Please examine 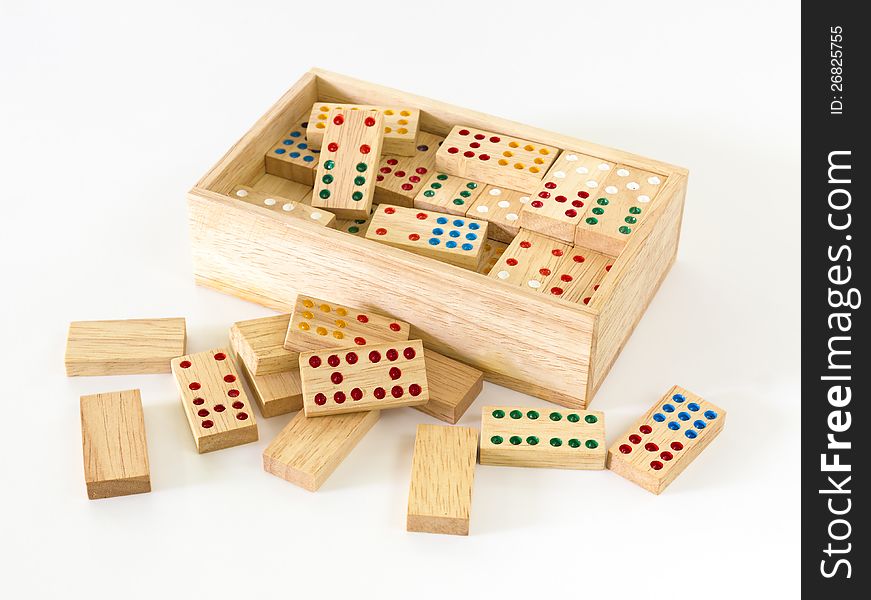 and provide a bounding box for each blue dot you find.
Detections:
[432,228,444,236]
[468,222,481,230]
[453,219,465,227]
[704,410,718,420]
[297,143,308,150]
[313,149,321,154]
[437,217,448,224]
[668,421,680,430]
[673,393,686,403]
[694,420,707,429]
[289,131,302,137]
[428,238,440,246]
[446,241,457,248]
[685,430,698,439]
[449,230,460,238]
[282,139,294,146]
[461,243,473,251]
[687,402,700,412]
[303,155,314,162]
[466,233,477,240]
[274,148,286,154]
[289,152,300,158]
[653,413,665,422]
[662,404,675,413]
[678,411,690,421]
